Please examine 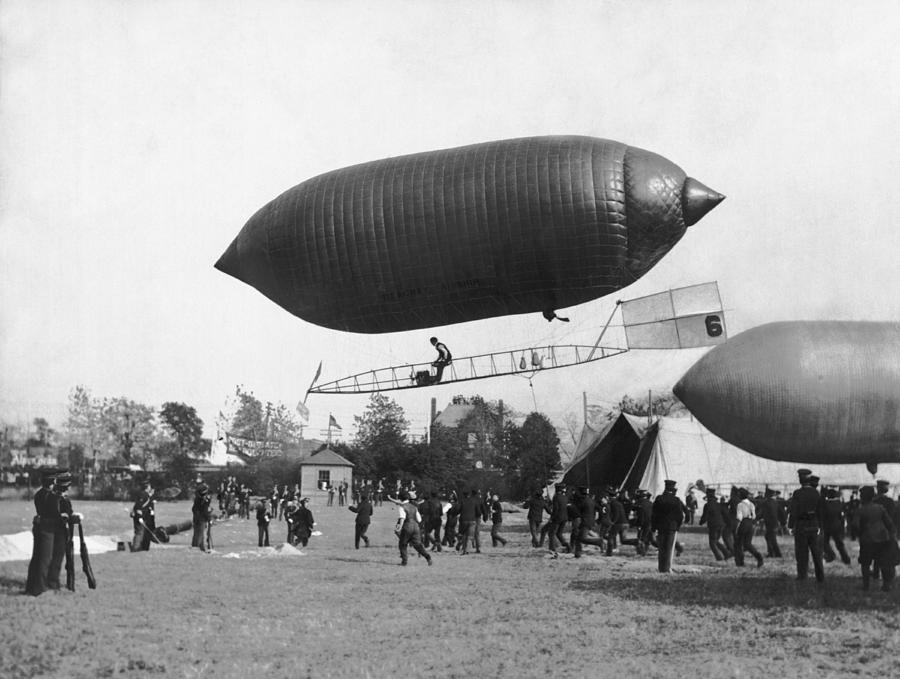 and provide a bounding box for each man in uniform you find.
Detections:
[547,483,571,555]
[572,486,605,557]
[191,482,213,552]
[759,488,784,558]
[634,490,657,556]
[395,490,432,566]
[489,493,507,547]
[30,472,78,594]
[131,481,156,552]
[523,490,548,548]
[788,469,825,582]
[255,494,272,547]
[699,487,730,561]
[457,489,480,555]
[652,479,684,573]
[349,491,373,549]
[26,470,58,594]
[606,490,627,556]
[821,486,851,565]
